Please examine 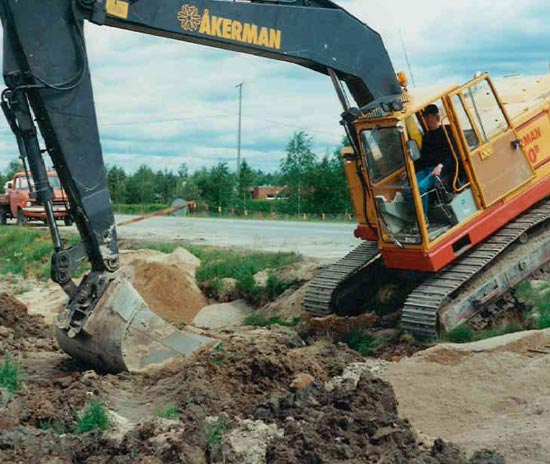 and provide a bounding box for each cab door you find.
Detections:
[447,75,535,207]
